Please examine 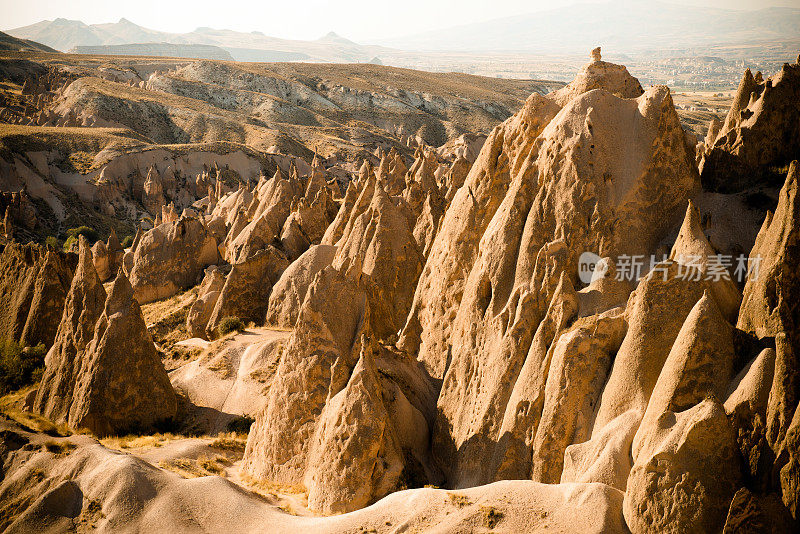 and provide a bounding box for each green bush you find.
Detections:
[62,235,78,252]
[120,235,134,248]
[217,317,245,336]
[66,226,99,244]
[45,236,61,249]
[0,340,46,395]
